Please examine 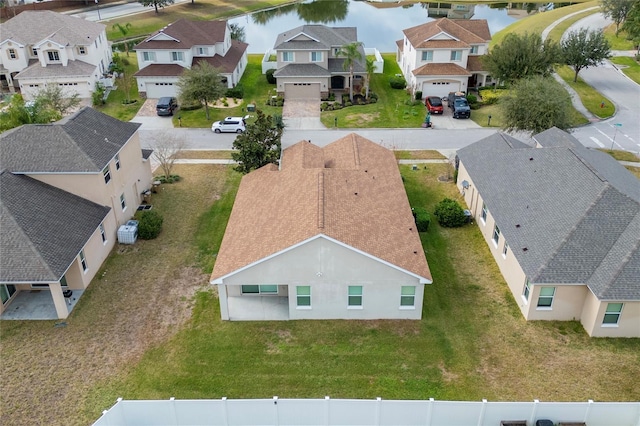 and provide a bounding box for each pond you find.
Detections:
[229,1,546,53]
